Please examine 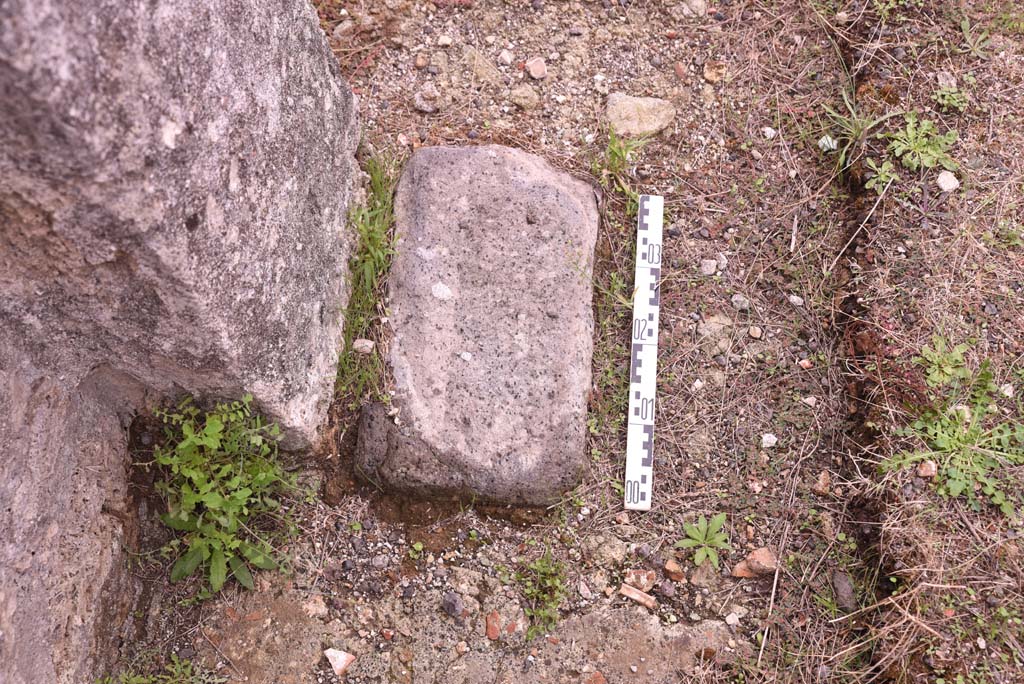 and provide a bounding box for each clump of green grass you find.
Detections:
[886,113,958,171]
[152,395,292,595]
[592,130,647,214]
[515,547,567,639]
[336,155,399,403]
[674,513,731,569]
[97,654,225,684]
[884,337,1024,516]
[821,87,900,175]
